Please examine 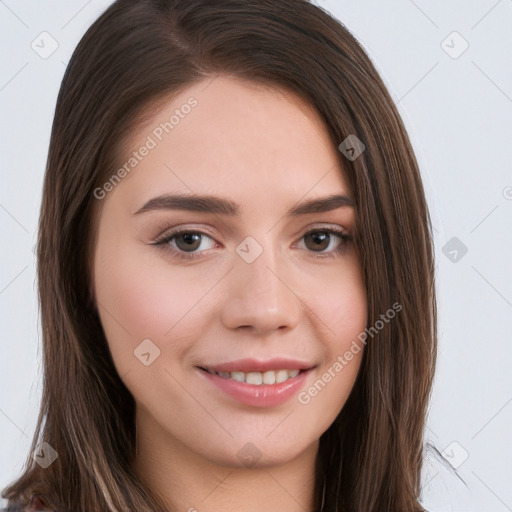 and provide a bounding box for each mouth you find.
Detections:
[198,367,308,385]
[196,364,315,407]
